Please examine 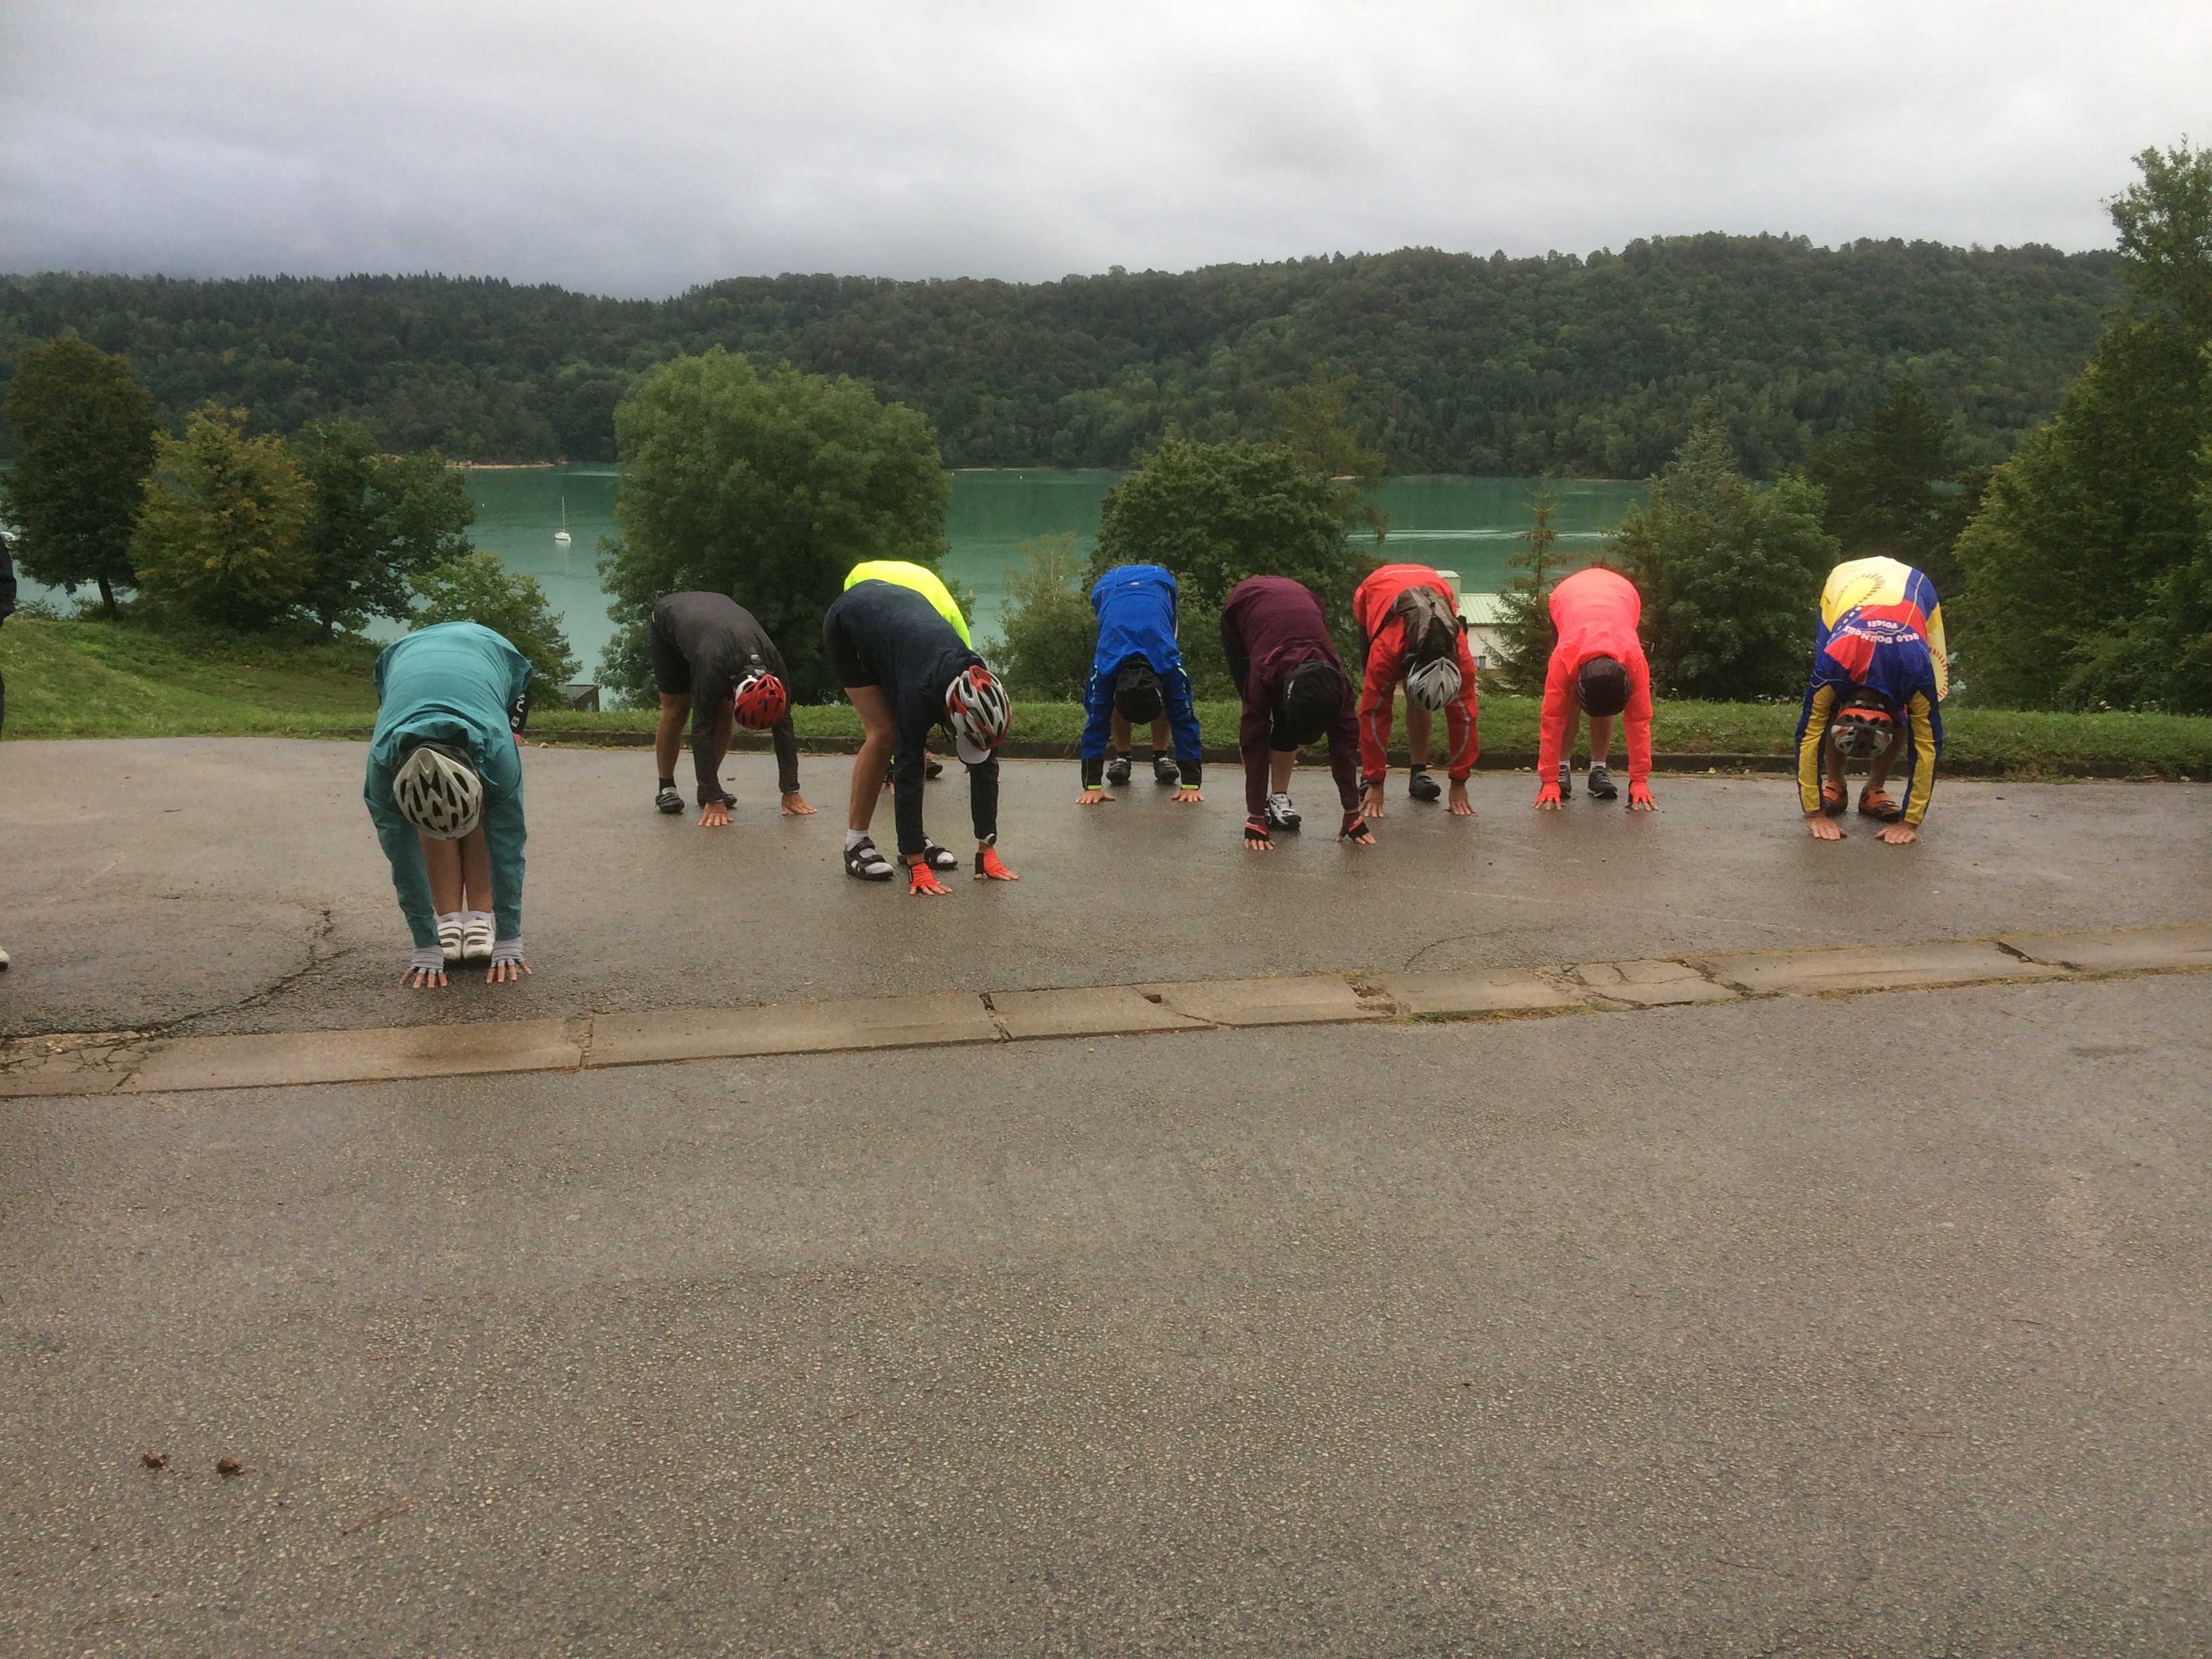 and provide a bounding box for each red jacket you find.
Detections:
[1539,567,1653,785]
[1354,564,1481,784]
